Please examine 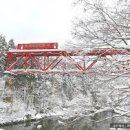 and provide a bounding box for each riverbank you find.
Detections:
[0,108,114,130]
[0,101,114,130]
[0,92,93,126]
